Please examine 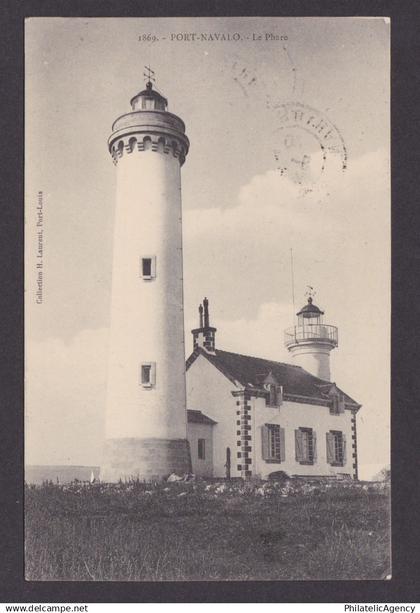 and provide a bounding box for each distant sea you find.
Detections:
[25,465,100,484]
